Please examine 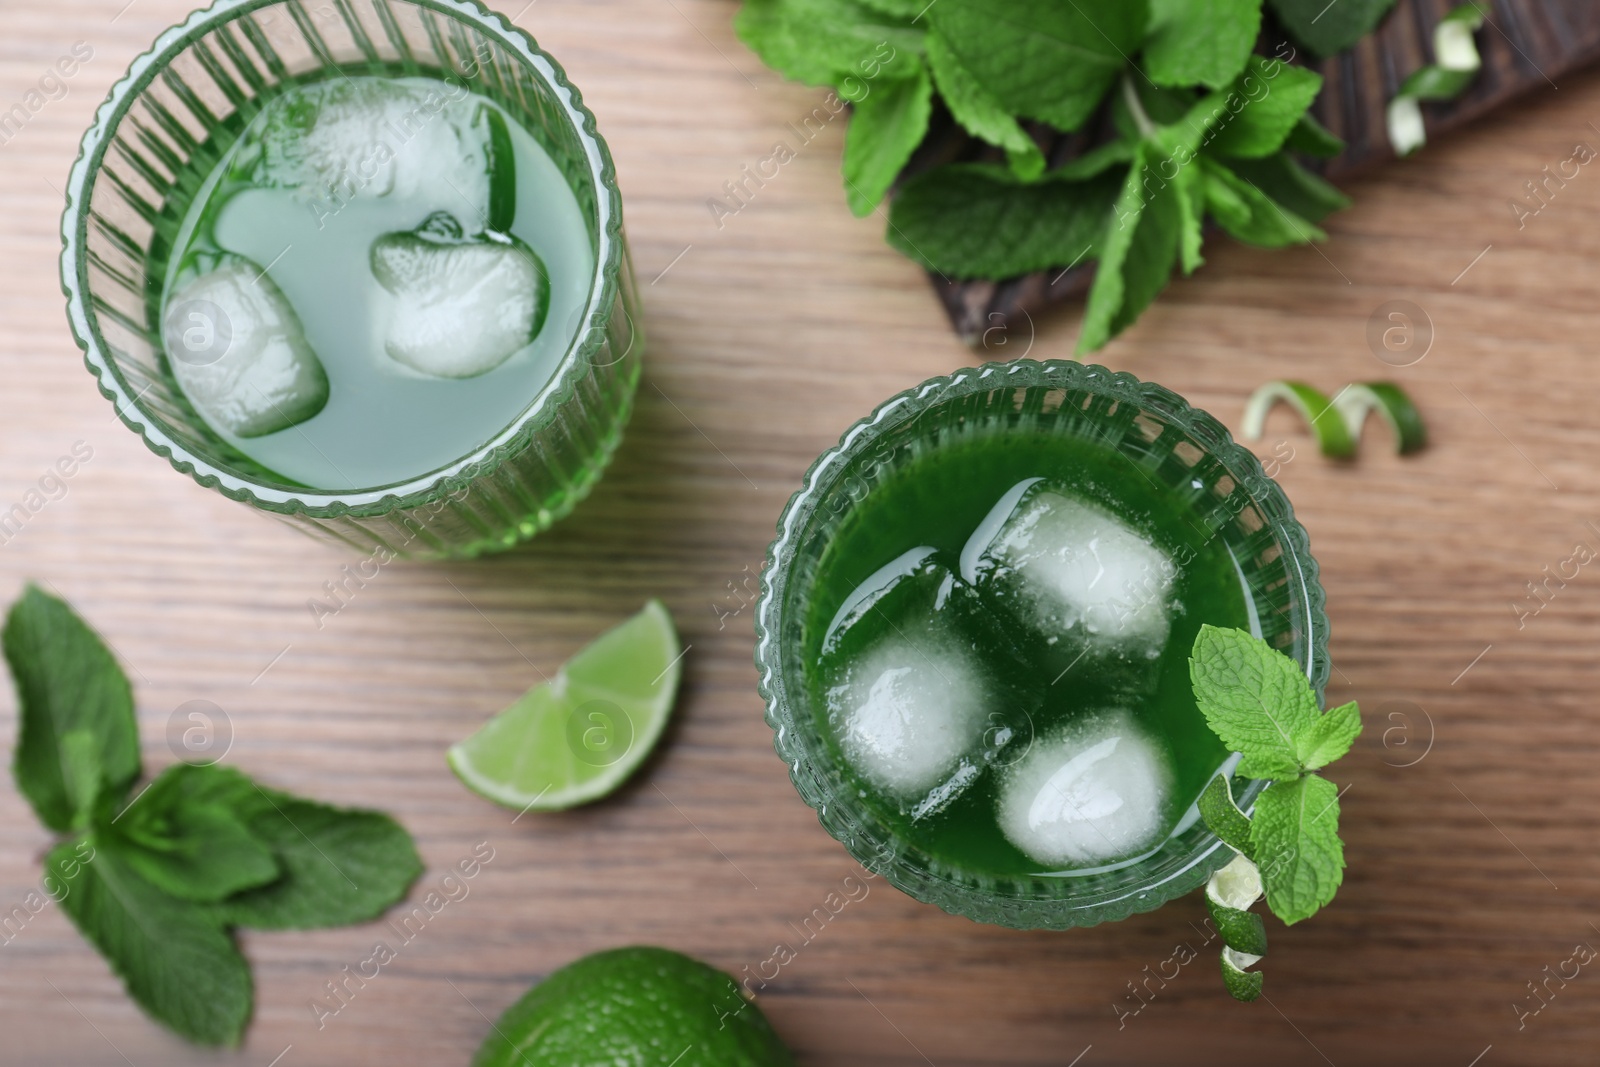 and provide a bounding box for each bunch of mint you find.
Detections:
[735,0,1398,352]
[5,585,421,1044]
[1188,624,1361,1000]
